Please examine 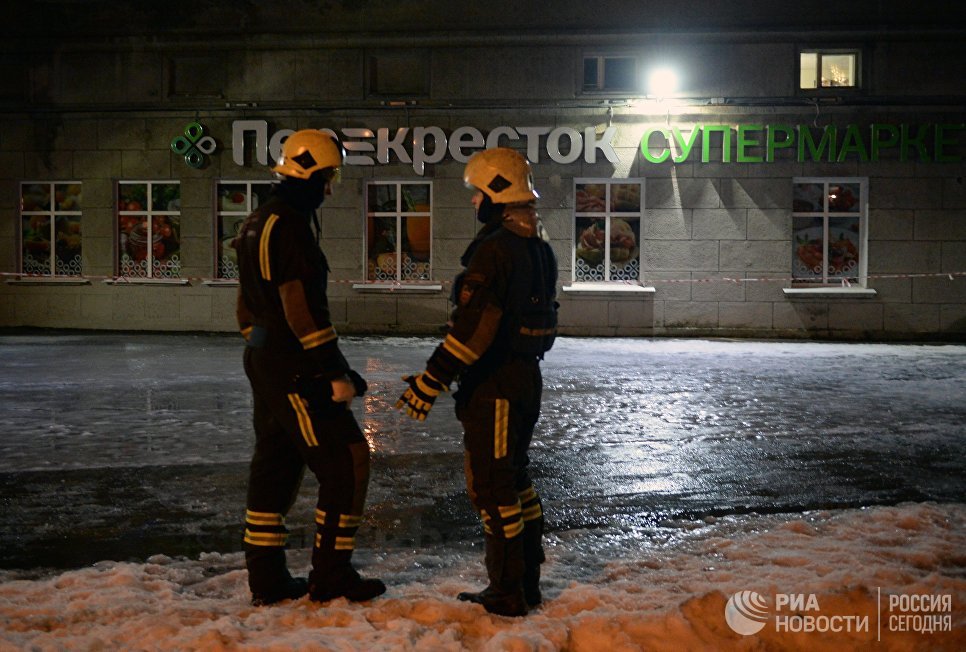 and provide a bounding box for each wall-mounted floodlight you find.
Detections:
[648,67,678,98]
